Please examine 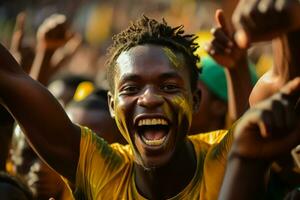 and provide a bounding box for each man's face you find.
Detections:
[108,44,198,168]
